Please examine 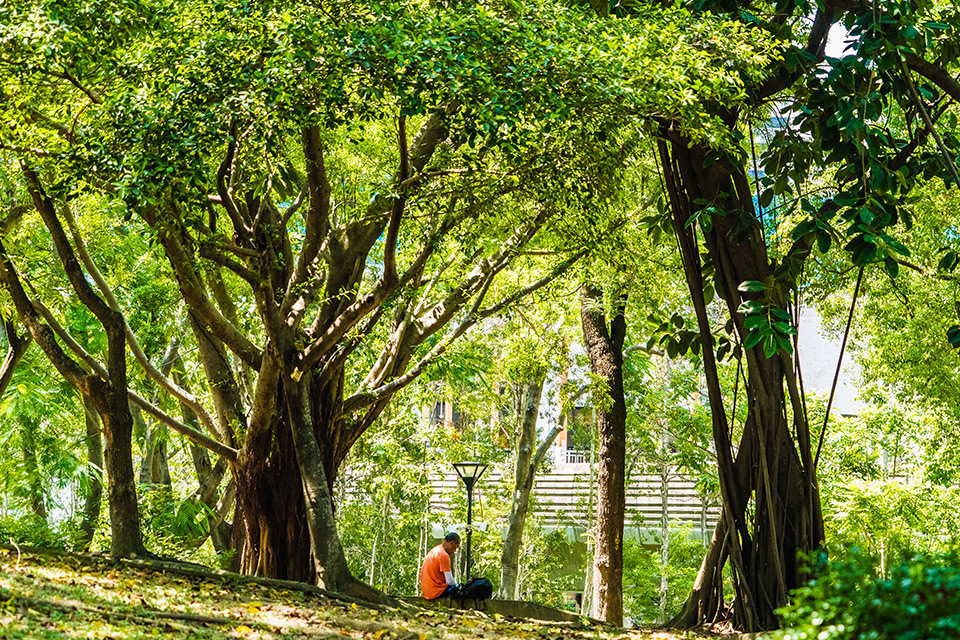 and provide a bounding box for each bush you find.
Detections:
[0,514,71,550]
[777,551,960,640]
[622,529,704,625]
